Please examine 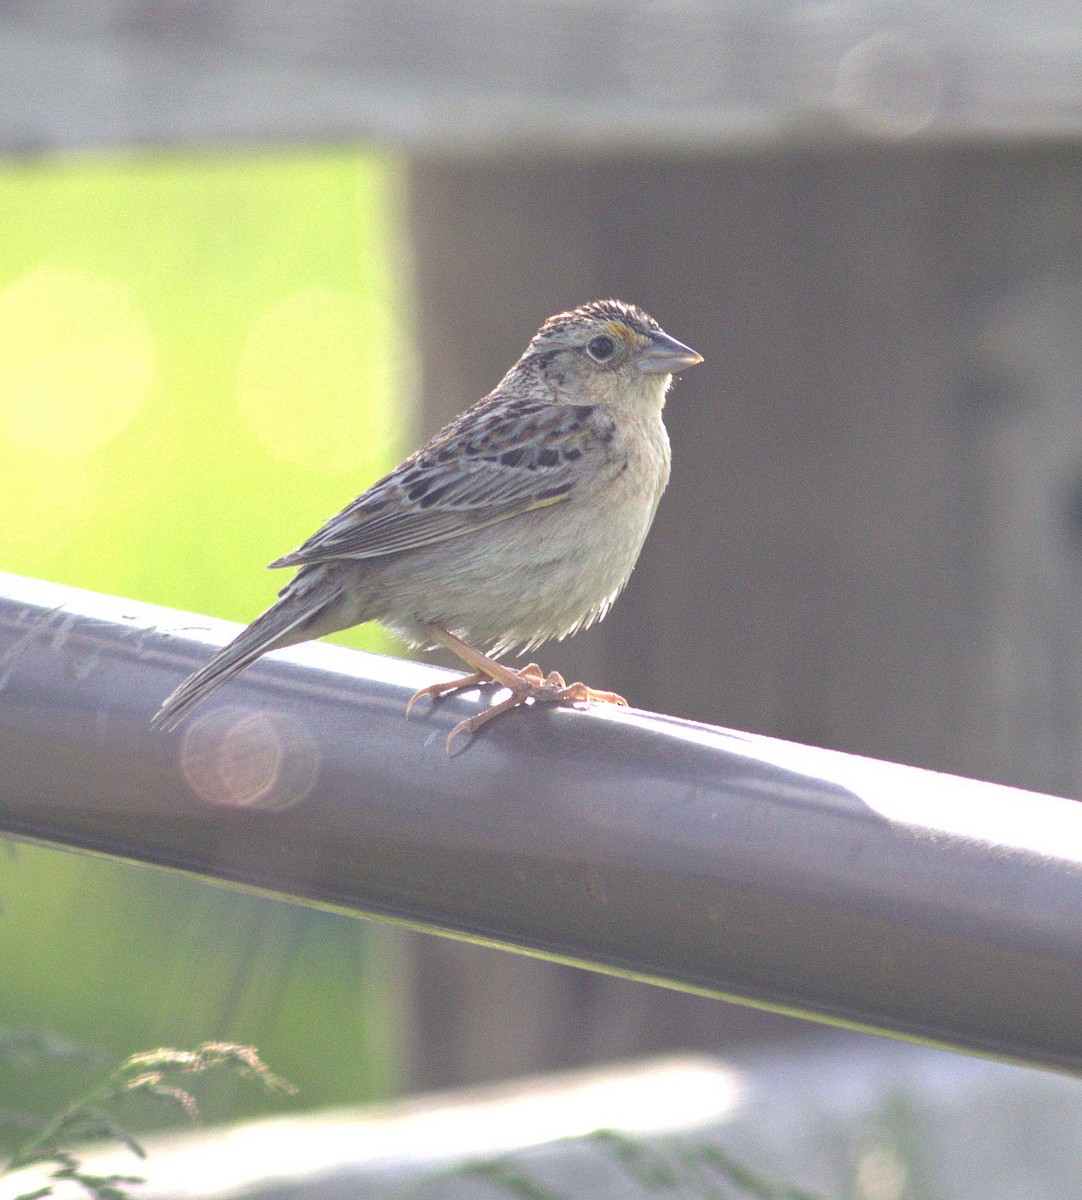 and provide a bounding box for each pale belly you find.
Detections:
[355,419,671,653]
